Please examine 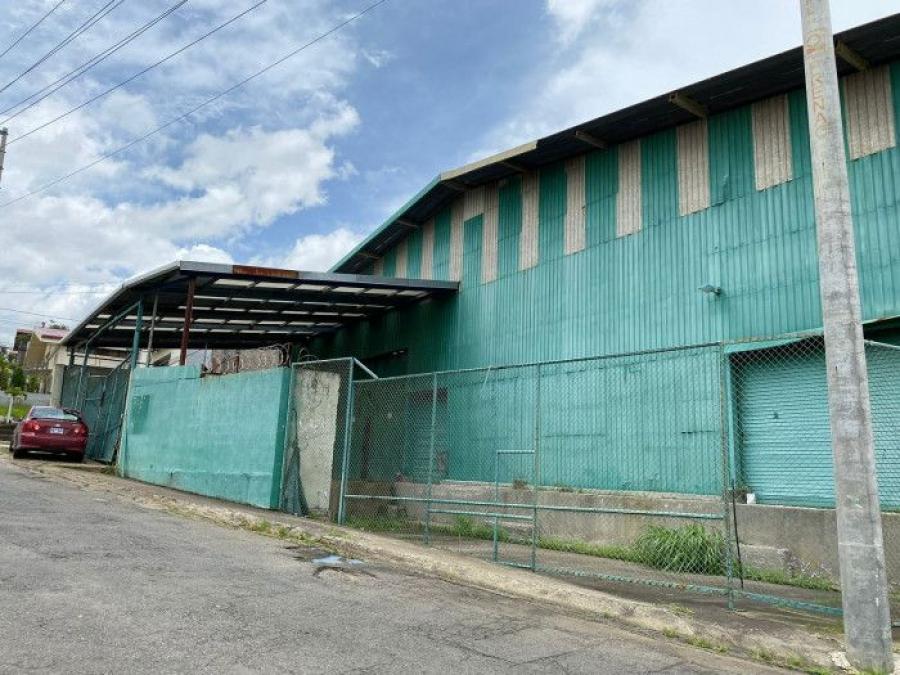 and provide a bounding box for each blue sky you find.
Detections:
[0,0,897,344]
